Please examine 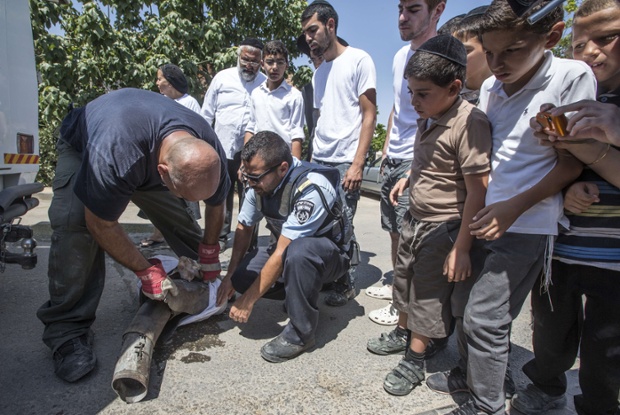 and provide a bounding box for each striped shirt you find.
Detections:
[554,90,620,271]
